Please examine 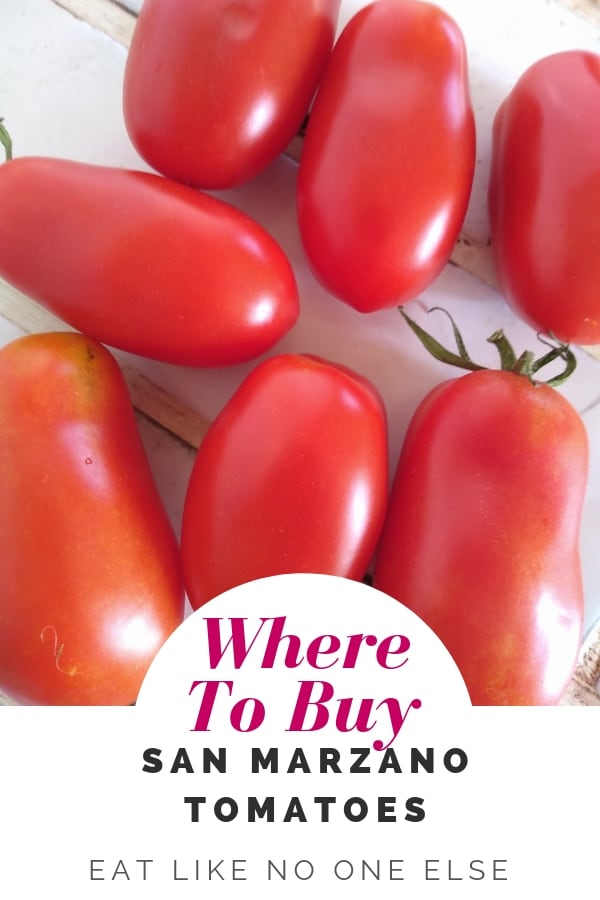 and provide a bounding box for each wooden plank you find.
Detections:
[50,0,136,46]
[584,345,600,361]
[560,628,600,705]
[554,0,600,26]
